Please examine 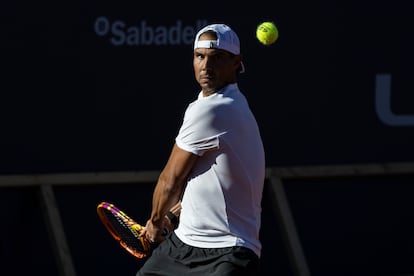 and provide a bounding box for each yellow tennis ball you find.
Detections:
[256,21,279,45]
